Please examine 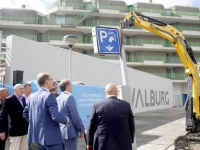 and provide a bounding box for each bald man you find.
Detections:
[0,84,28,150]
[87,83,135,150]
